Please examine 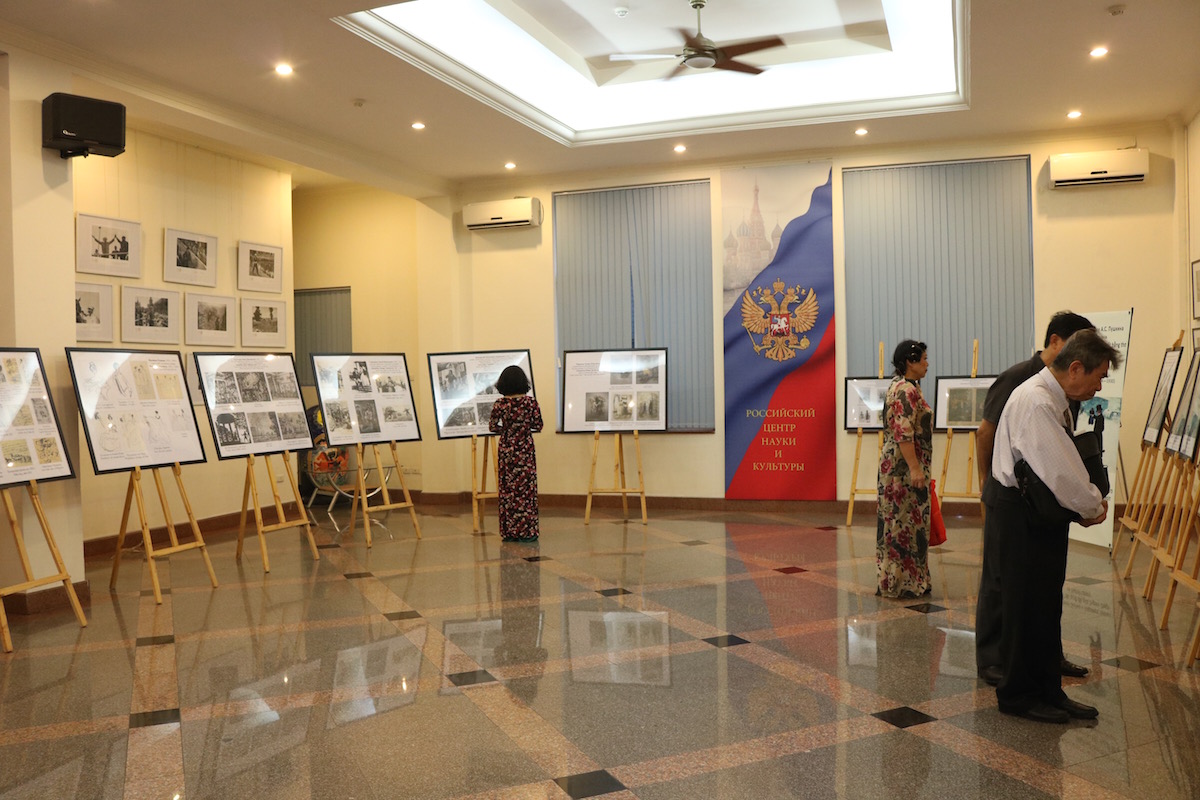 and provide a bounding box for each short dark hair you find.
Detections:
[1044,311,1093,347]
[496,365,530,396]
[891,339,926,376]
[1052,329,1122,372]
